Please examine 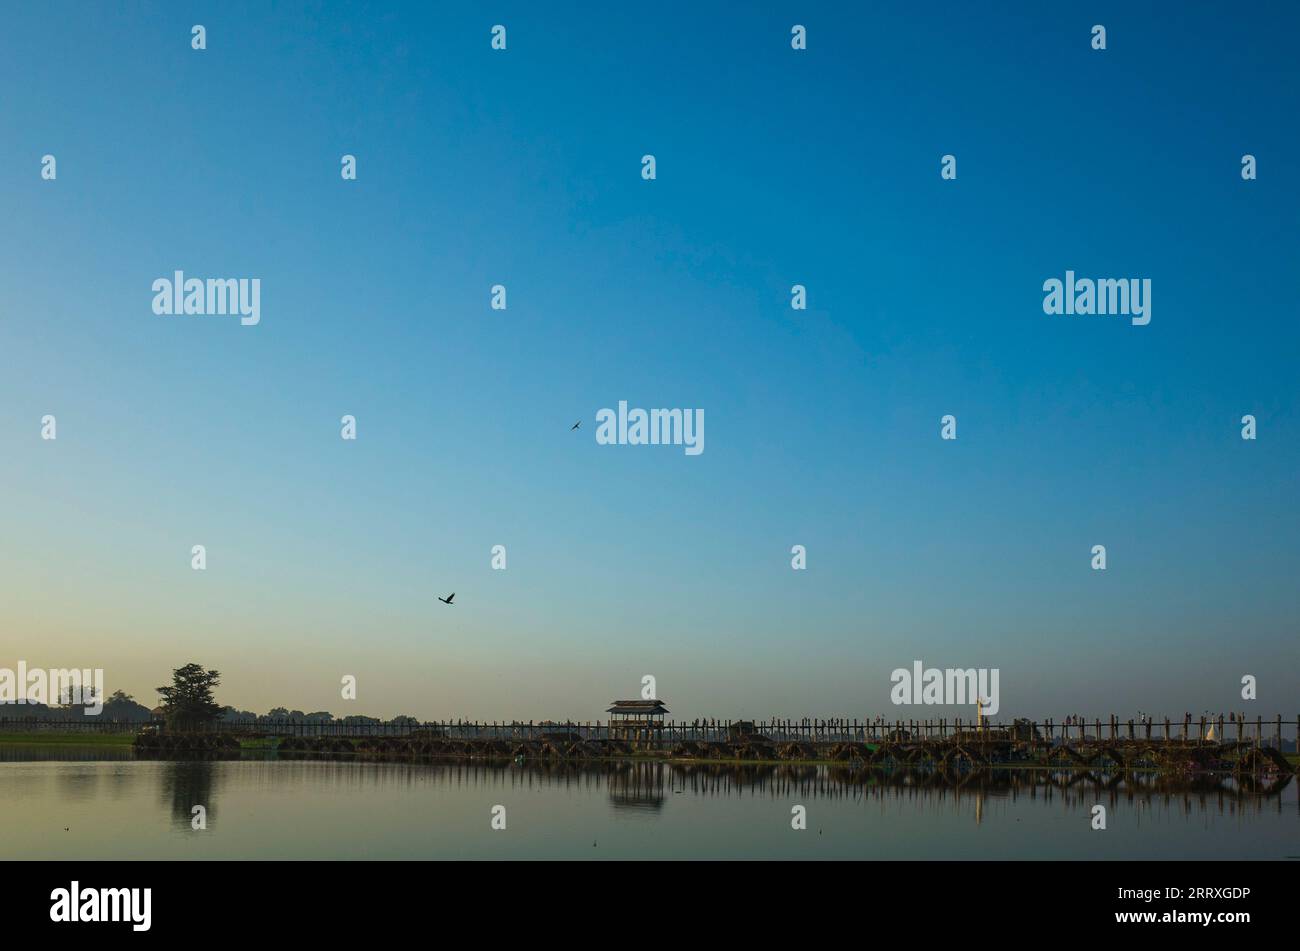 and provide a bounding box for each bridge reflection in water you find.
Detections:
[599,761,1295,819]
[7,748,1294,829]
